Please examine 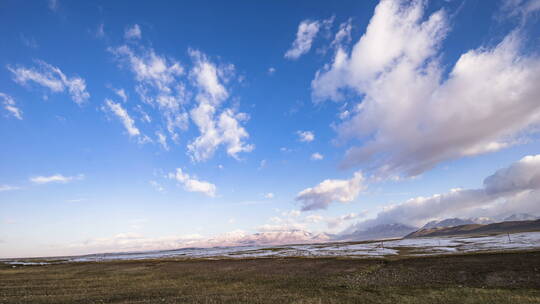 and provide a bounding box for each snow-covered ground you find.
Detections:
[3,231,540,264]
